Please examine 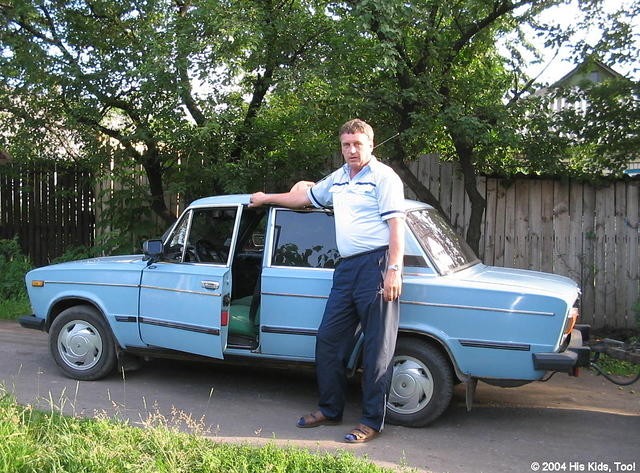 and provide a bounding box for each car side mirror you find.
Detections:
[143,239,164,263]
